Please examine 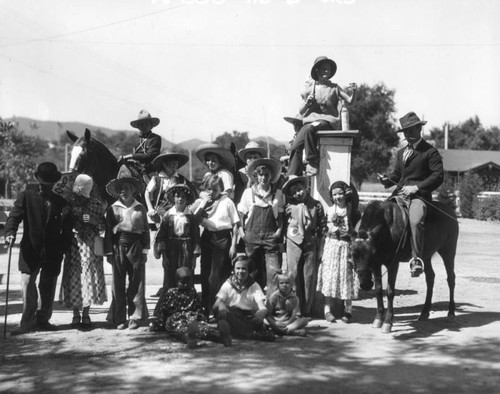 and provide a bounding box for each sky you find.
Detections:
[1,0,499,144]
